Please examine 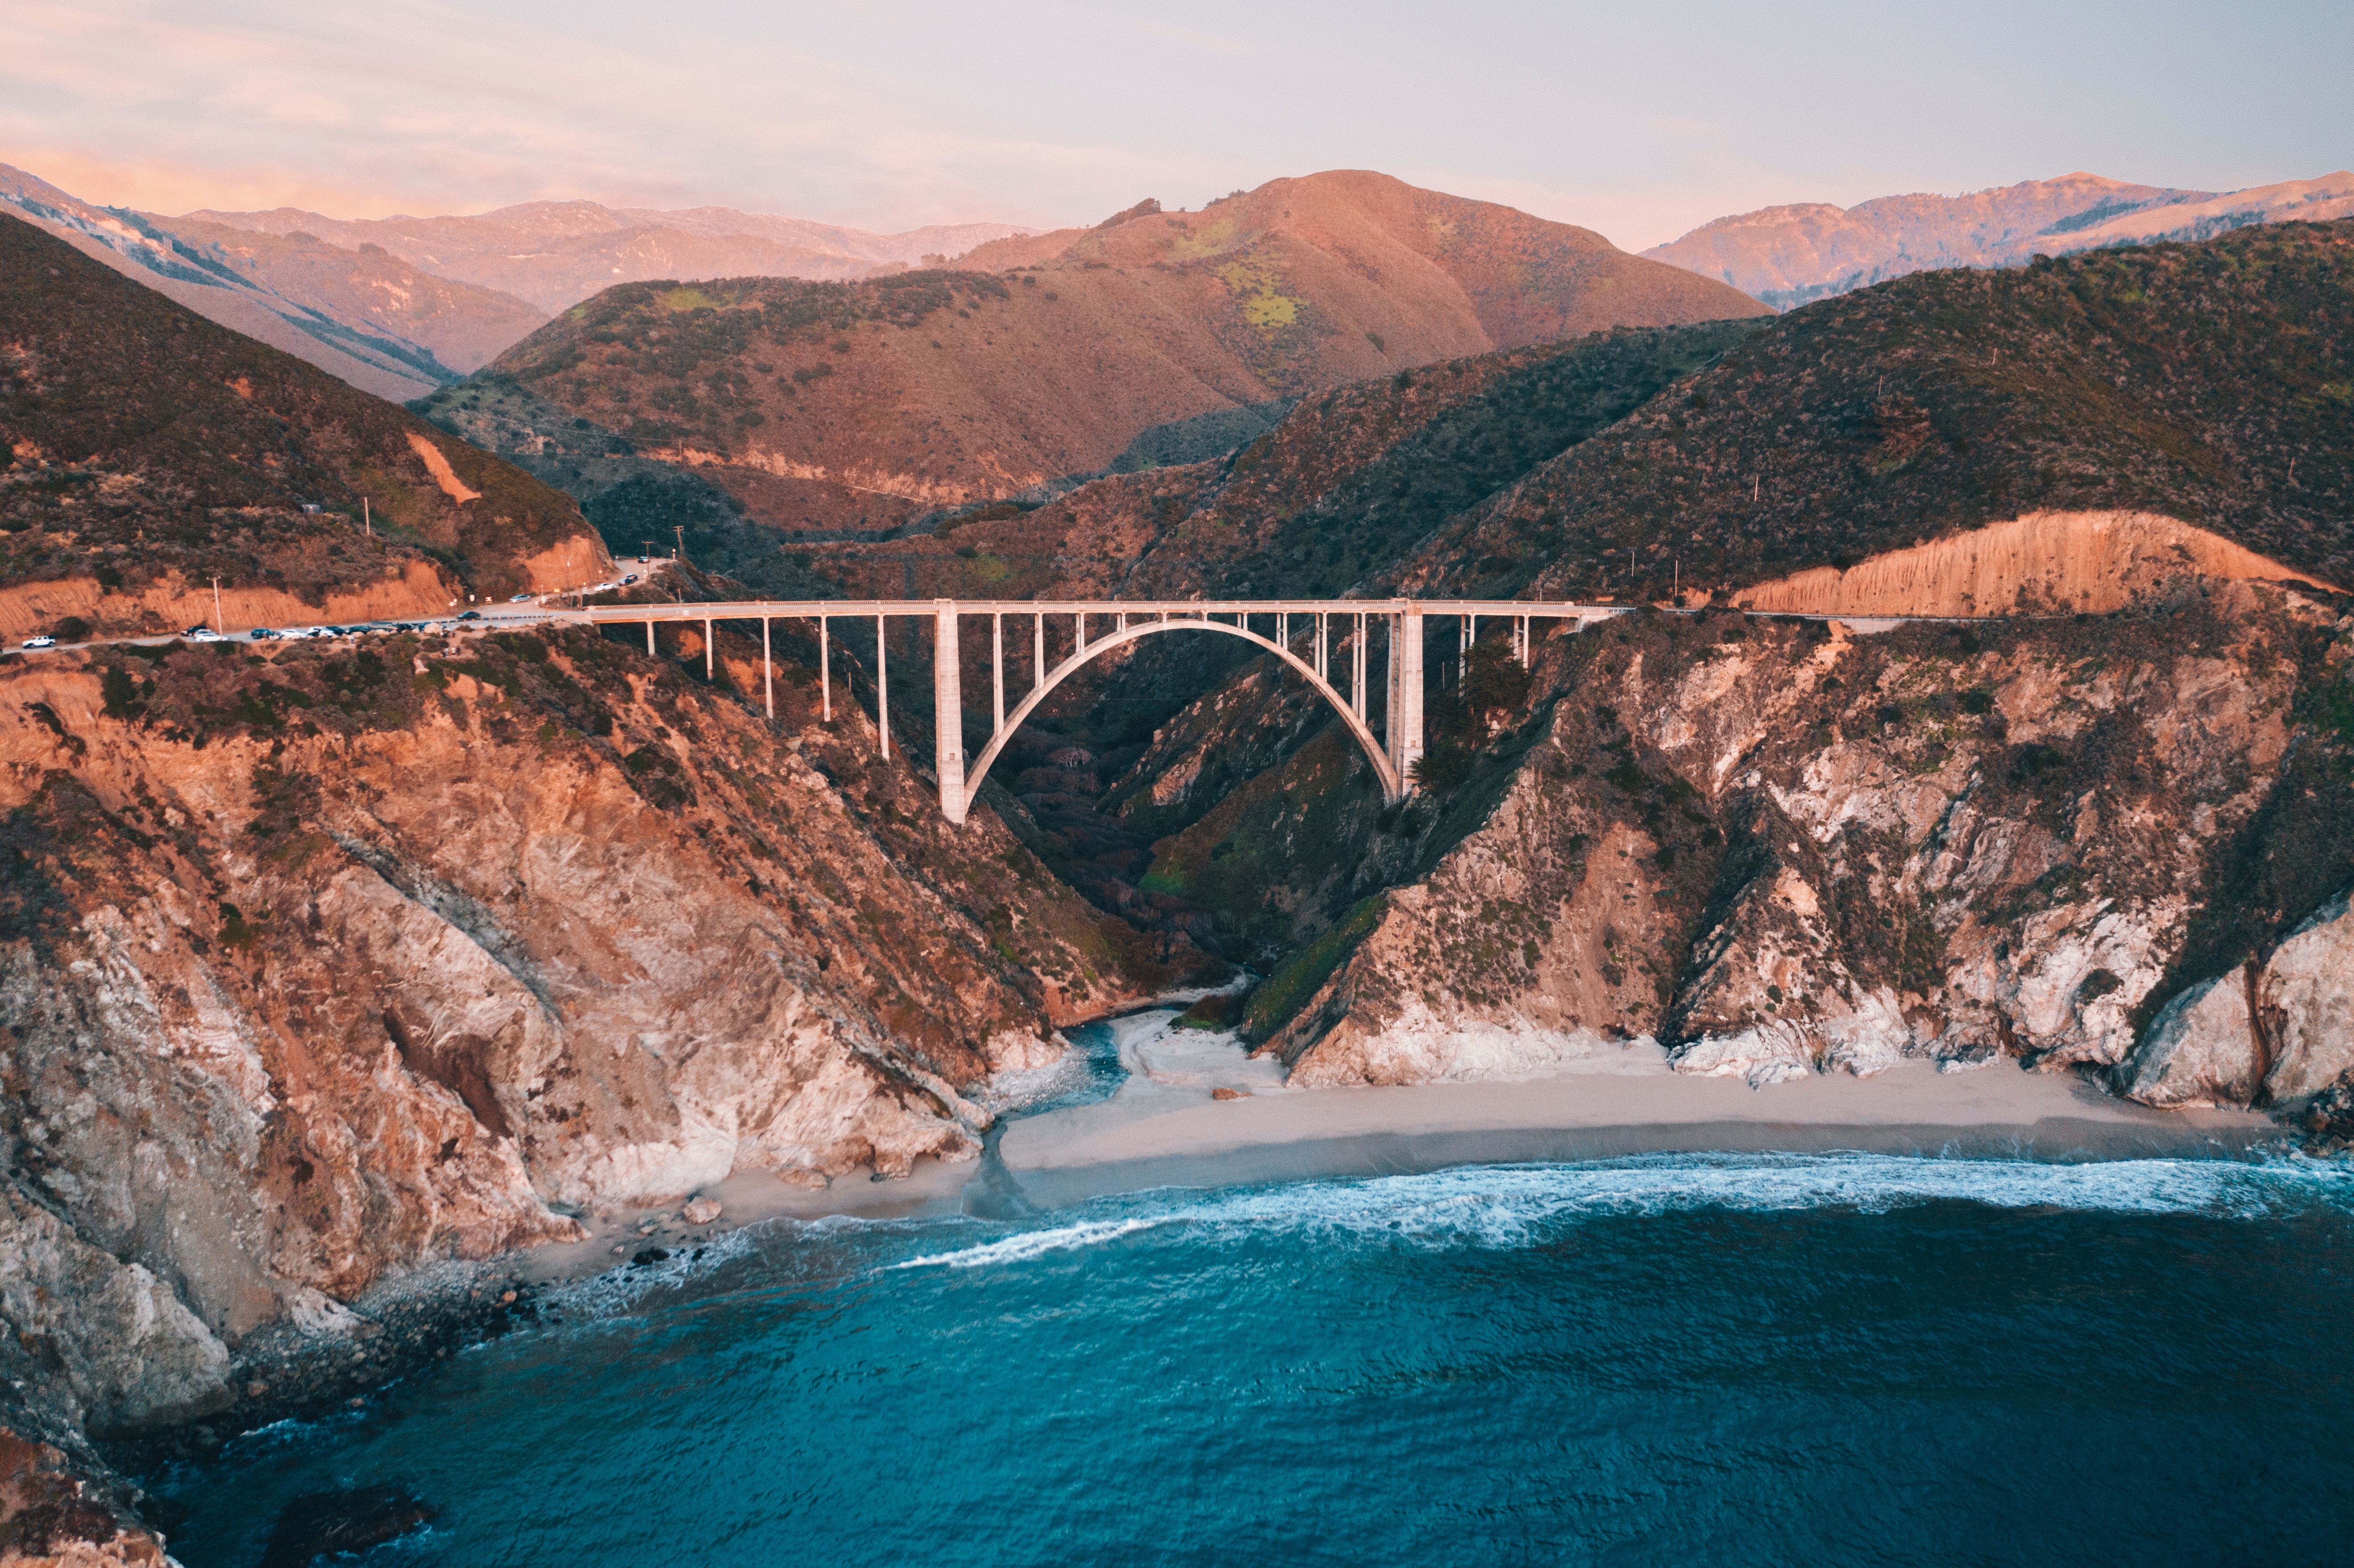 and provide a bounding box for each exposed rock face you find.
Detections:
[2116,974,2260,1108]
[2255,891,2354,1101]
[2118,890,2354,1109]
[0,622,1197,1446]
[1213,583,2353,1100]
